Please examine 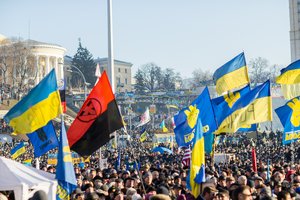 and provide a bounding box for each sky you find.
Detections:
[0,0,291,79]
